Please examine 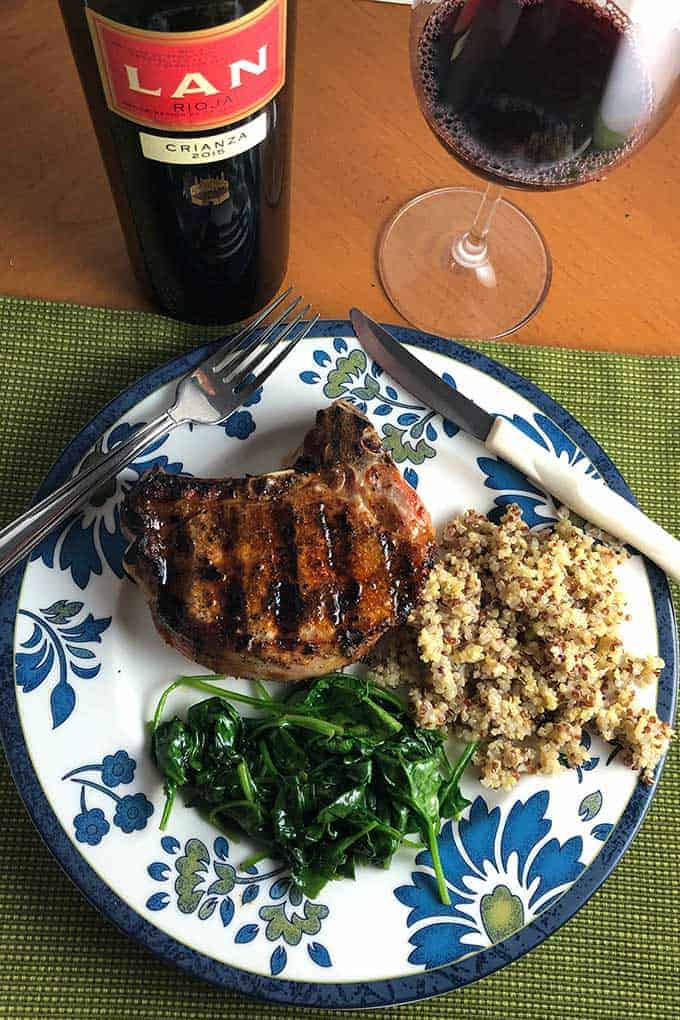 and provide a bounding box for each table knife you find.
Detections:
[350,308,680,584]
